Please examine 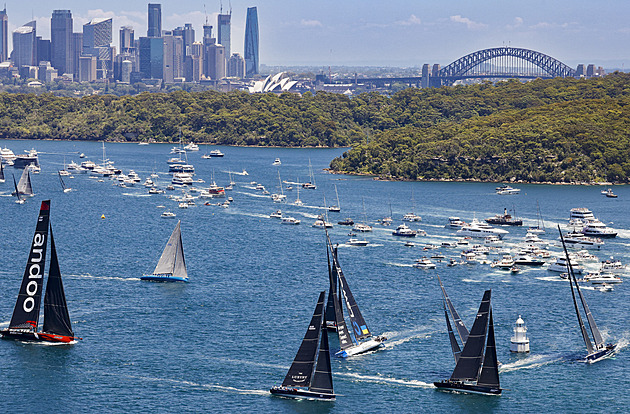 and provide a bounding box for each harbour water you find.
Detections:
[0,139,628,413]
